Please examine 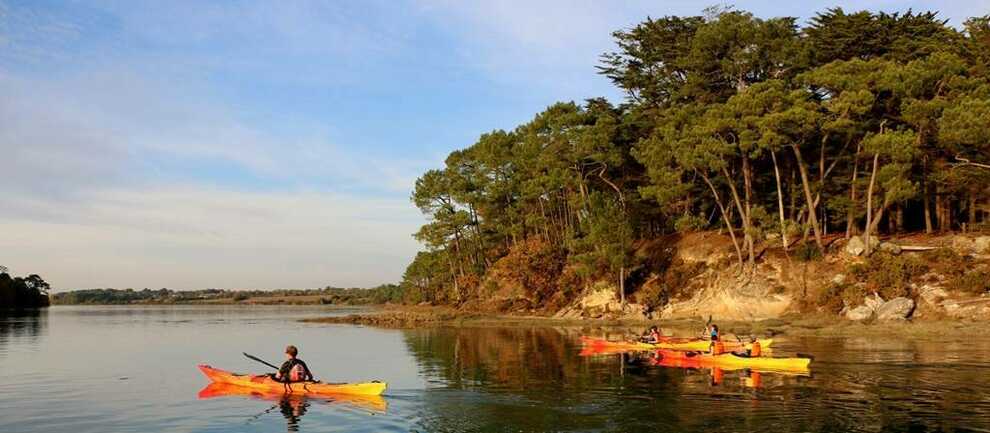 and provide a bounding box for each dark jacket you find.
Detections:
[277,358,314,382]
